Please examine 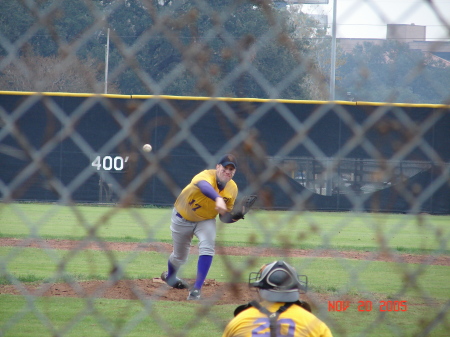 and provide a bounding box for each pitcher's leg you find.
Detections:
[194,255,213,290]
[188,219,216,300]
[162,209,193,289]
